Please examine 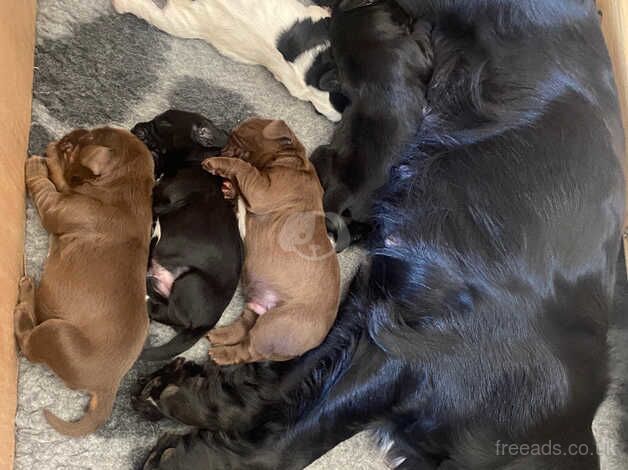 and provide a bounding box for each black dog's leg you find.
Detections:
[138,279,371,428]
[135,358,286,429]
[141,333,402,470]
